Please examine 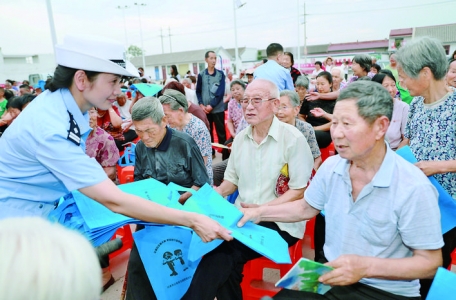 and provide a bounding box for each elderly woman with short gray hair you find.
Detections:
[277,90,322,171]
[396,36,456,298]
[159,89,213,184]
